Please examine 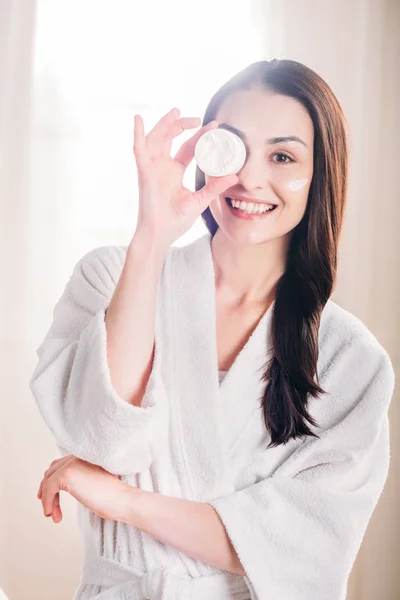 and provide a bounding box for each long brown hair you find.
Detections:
[196,59,348,447]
